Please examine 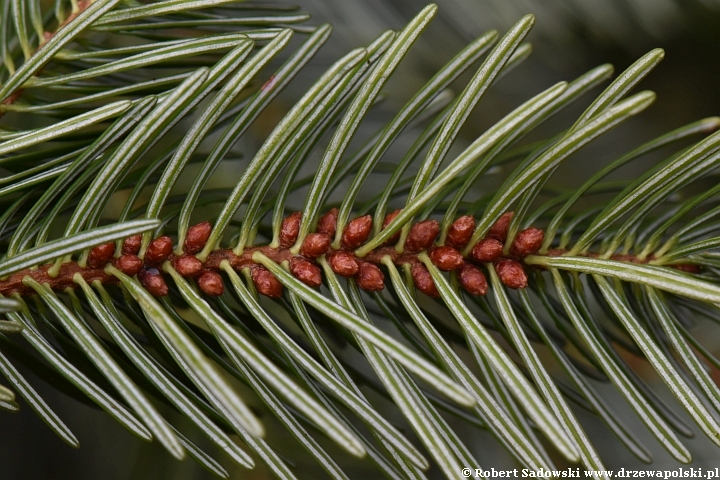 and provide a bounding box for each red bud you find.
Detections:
[341,215,372,250]
[279,212,302,248]
[301,233,331,258]
[405,220,439,252]
[122,235,142,255]
[411,263,438,297]
[495,258,527,289]
[446,215,475,249]
[251,266,283,298]
[458,263,488,296]
[198,271,224,296]
[357,262,384,291]
[289,257,322,287]
[471,238,504,263]
[487,212,514,242]
[510,227,544,257]
[381,209,402,245]
[138,268,168,296]
[316,208,338,238]
[173,255,203,277]
[87,242,115,269]
[184,221,212,254]
[145,236,173,265]
[327,251,359,277]
[428,246,464,271]
[115,255,142,276]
